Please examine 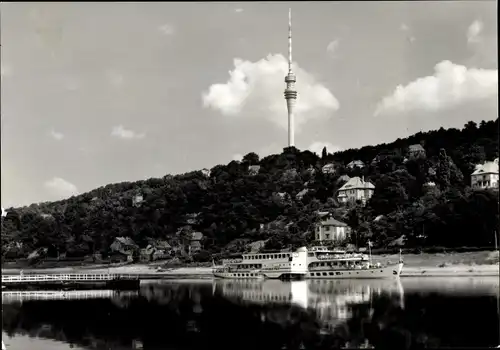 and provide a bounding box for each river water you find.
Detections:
[2,277,499,350]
